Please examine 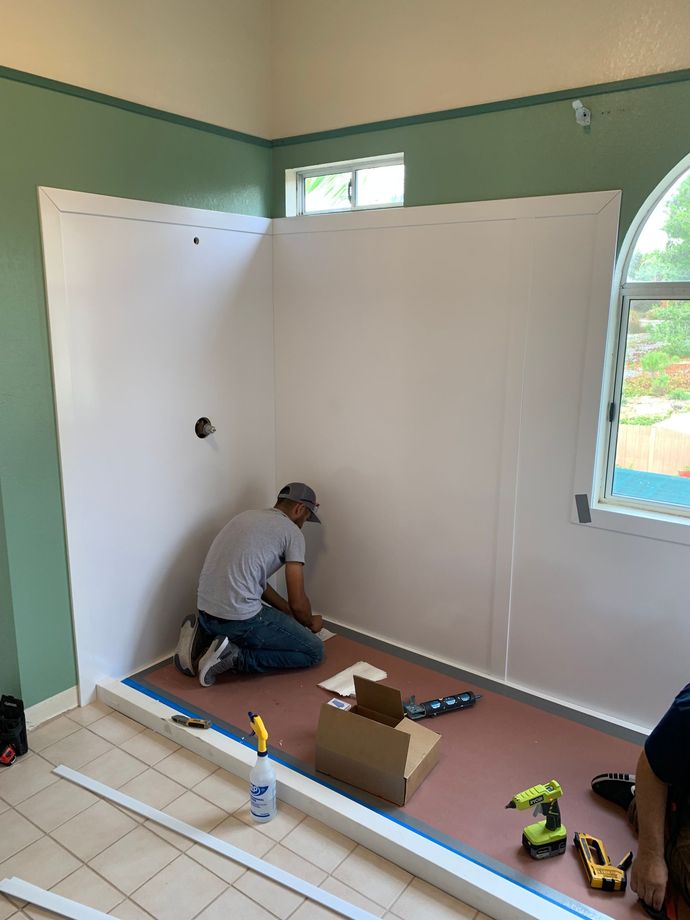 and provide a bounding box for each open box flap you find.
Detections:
[396,718,442,778]
[353,675,405,721]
